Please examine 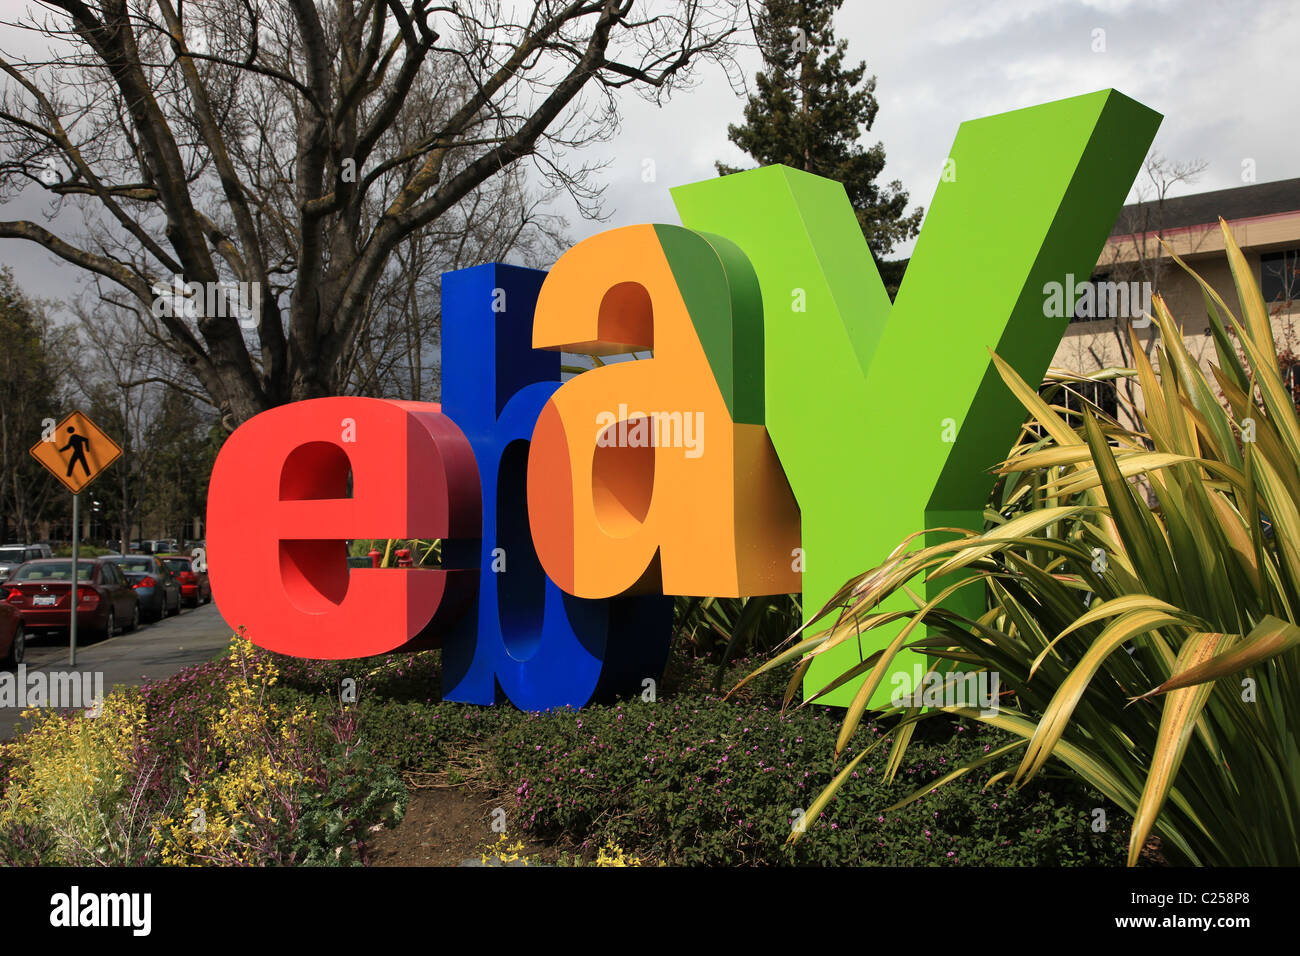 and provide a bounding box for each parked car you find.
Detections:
[158,554,211,608]
[0,543,53,583]
[129,540,169,554]
[103,555,182,622]
[0,599,24,667]
[4,558,139,638]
